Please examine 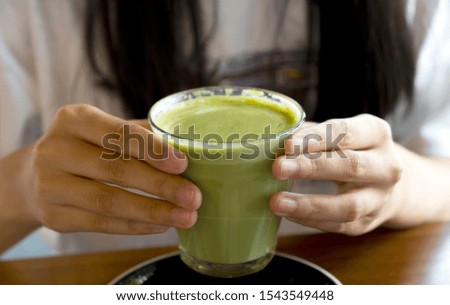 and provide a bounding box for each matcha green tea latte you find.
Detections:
[149,87,305,278]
